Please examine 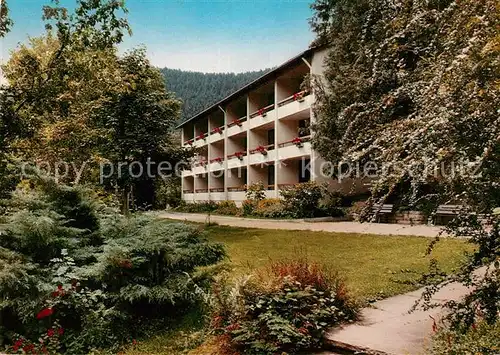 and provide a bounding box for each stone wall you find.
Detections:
[387,211,427,225]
